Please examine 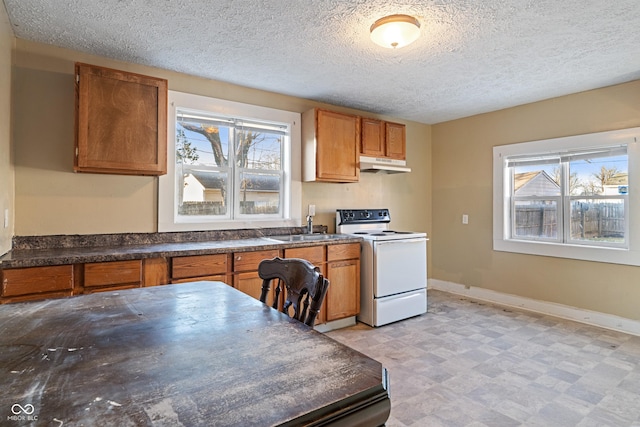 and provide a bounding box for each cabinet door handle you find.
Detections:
[236,256,242,261]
